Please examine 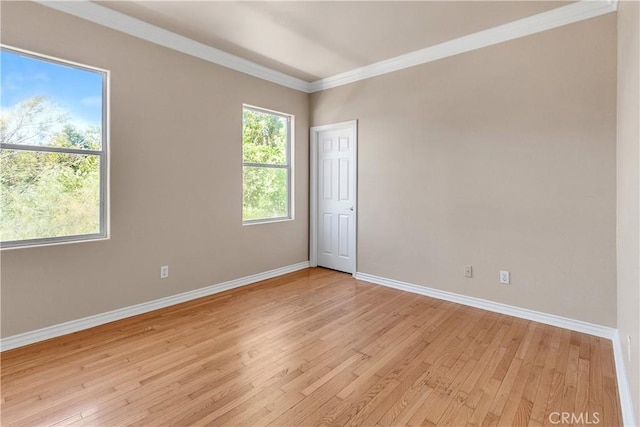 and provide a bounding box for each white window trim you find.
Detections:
[242,104,294,225]
[0,45,110,249]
